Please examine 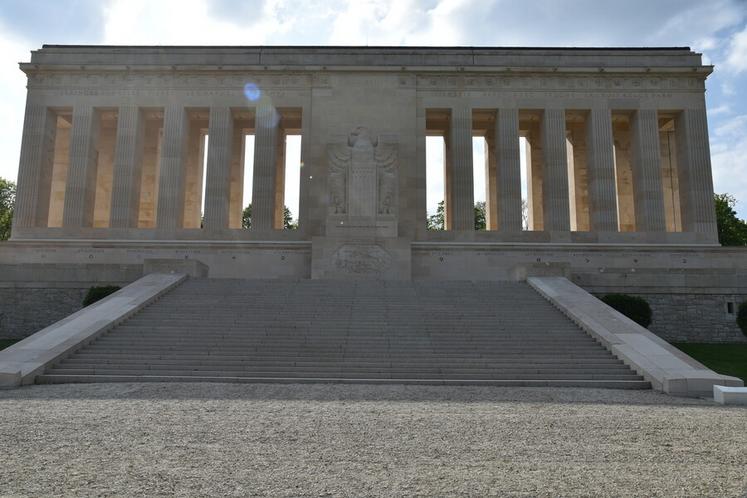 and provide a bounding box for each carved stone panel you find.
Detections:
[327,127,398,219]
